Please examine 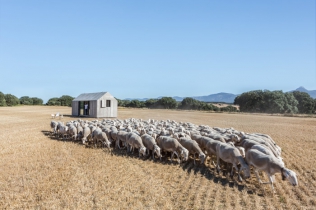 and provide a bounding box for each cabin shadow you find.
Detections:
[42,131,253,194]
